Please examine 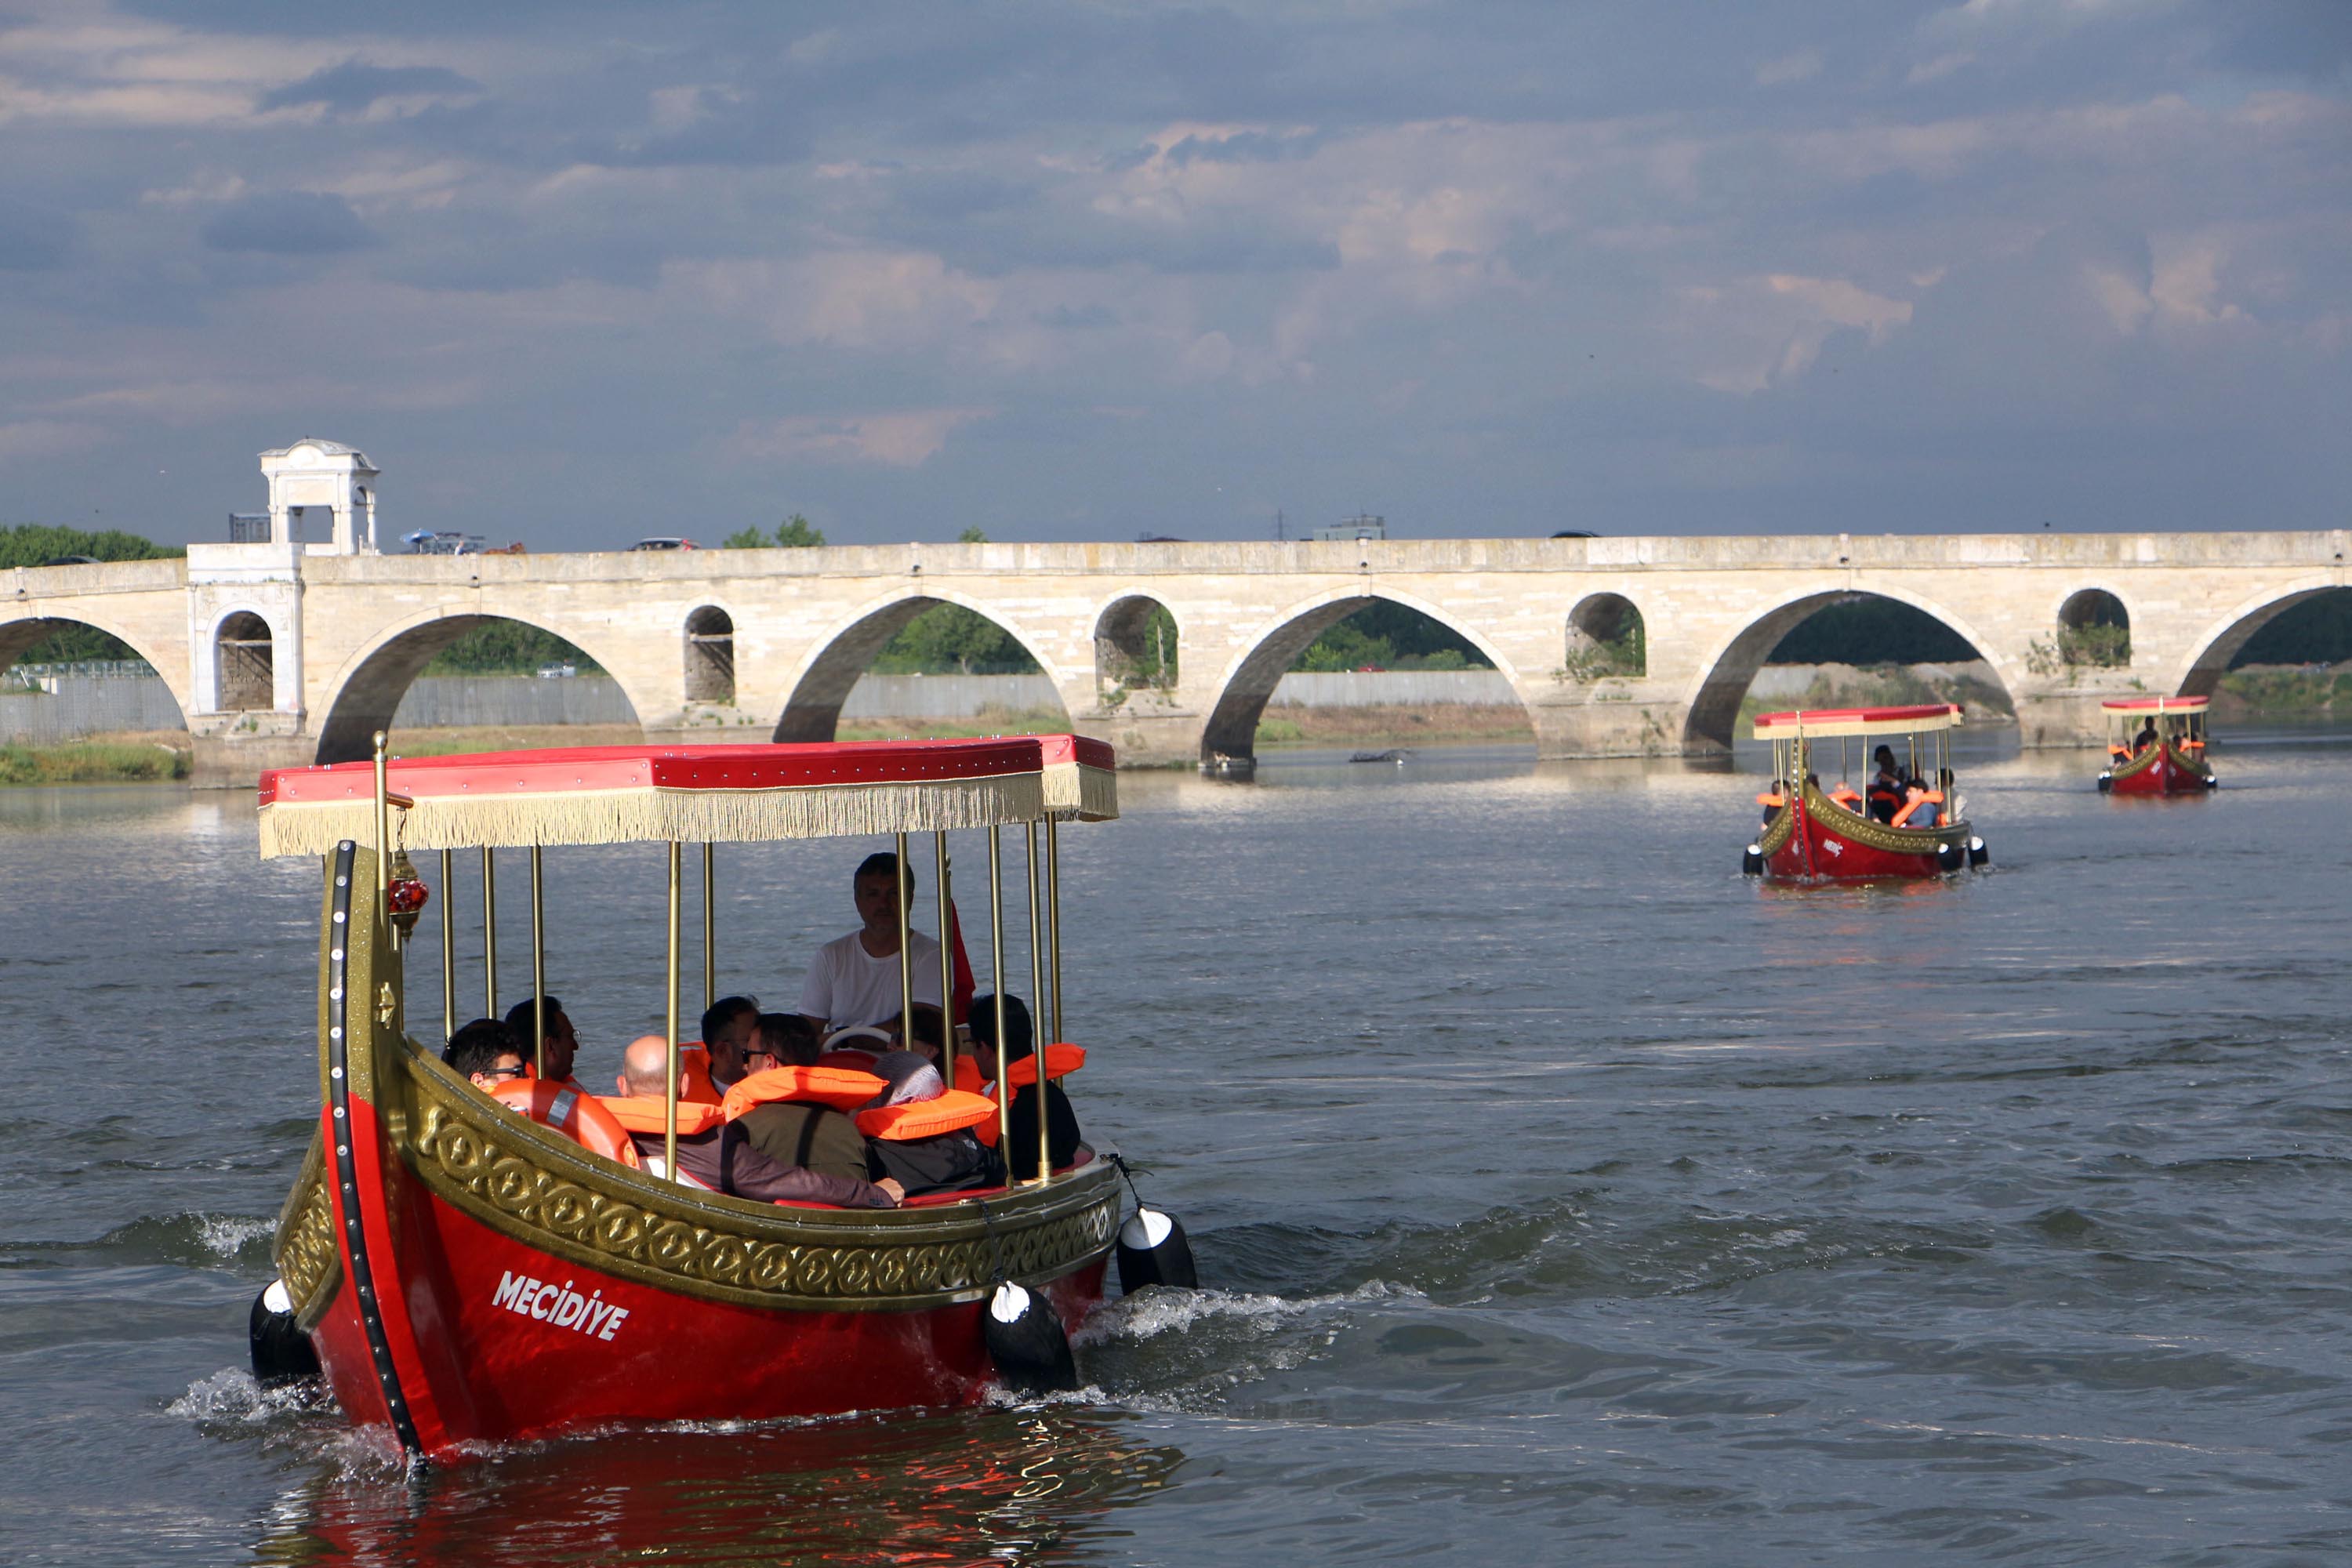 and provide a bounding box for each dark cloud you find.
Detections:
[199,192,377,255]
[257,60,481,114]
[0,202,74,270]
